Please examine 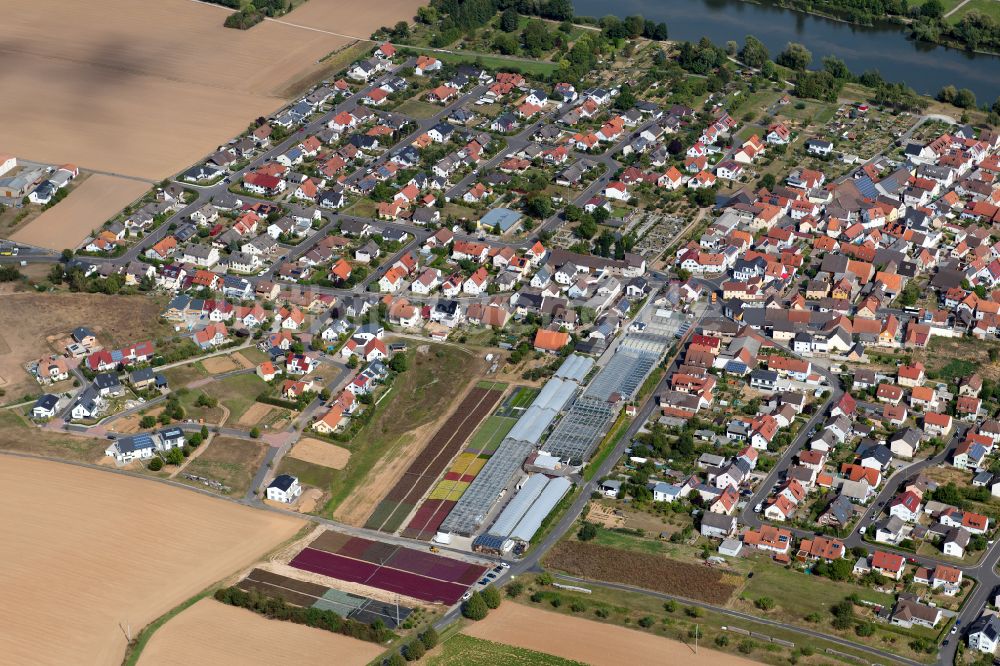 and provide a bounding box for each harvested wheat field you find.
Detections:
[289,437,352,470]
[0,0,422,180]
[0,292,170,402]
[0,457,303,665]
[10,174,150,250]
[464,603,757,666]
[139,598,382,666]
